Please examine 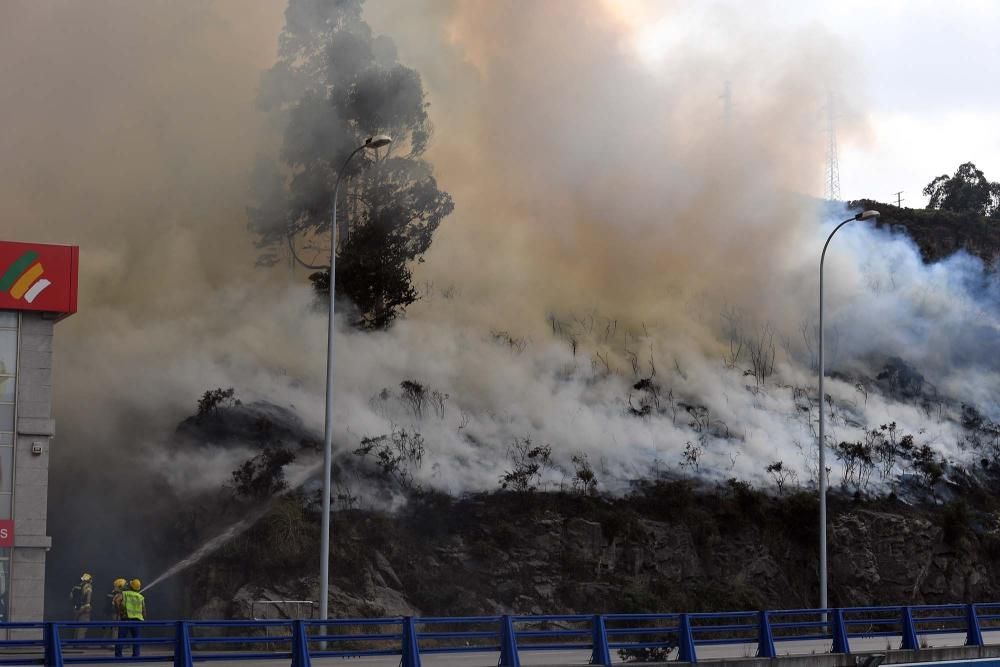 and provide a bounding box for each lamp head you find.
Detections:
[855,210,880,221]
[365,135,392,149]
